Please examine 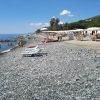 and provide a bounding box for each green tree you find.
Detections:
[36,29,41,34]
[50,17,60,31]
